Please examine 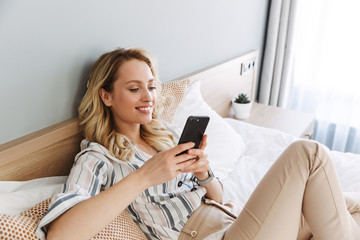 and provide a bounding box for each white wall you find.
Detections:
[0,0,269,144]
